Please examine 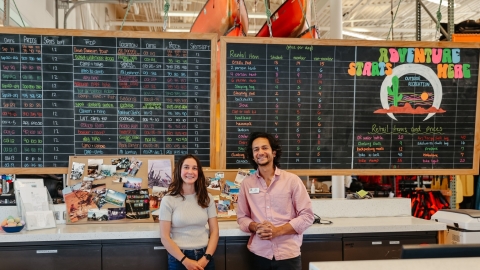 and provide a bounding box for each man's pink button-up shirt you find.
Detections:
[236,167,314,260]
